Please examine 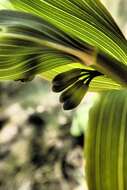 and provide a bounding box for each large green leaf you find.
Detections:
[8,0,127,63]
[0,10,83,80]
[0,9,121,90]
[0,0,127,91]
[85,89,127,190]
